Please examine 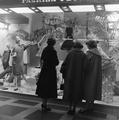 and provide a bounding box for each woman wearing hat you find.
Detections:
[83,40,102,112]
[36,38,59,112]
[60,41,87,115]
